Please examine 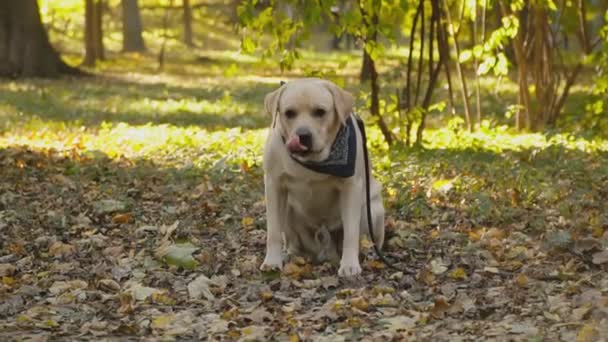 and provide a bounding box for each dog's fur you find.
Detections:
[260,78,385,276]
